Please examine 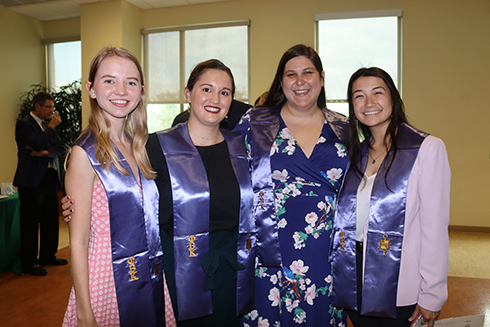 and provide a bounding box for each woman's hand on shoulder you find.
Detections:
[61,195,75,222]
